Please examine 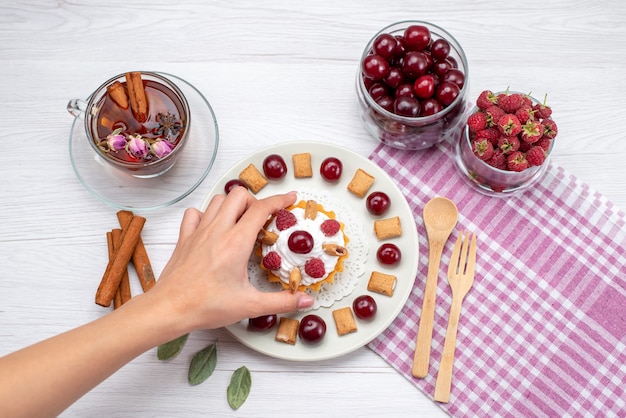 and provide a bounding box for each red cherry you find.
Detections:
[375,96,394,112]
[413,74,436,99]
[353,295,377,320]
[403,25,431,51]
[423,52,434,70]
[248,314,277,332]
[442,68,465,89]
[362,54,390,80]
[262,154,287,180]
[401,51,429,79]
[393,35,406,57]
[394,96,421,117]
[368,83,388,101]
[382,67,405,90]
[395,83,416,98]
[377,243,401,265]
[430,38,451,60]
[363,76,375,90]
[298,314,326,344]
[224,179,247,194]
[366,191,391,215]
[435,81,460,106]
[320,157,343,182]
[432,60,451,77]
[372,33,398,60]
[288,230,314,254]
[420,98,444,116]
